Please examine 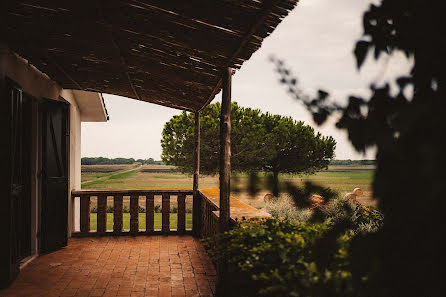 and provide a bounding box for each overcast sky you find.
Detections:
[81,0,412,160]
